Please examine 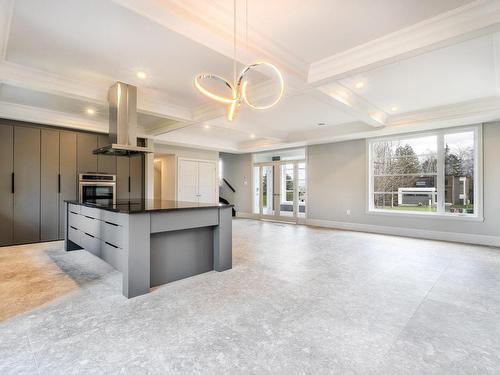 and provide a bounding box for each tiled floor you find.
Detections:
[2,219,500,374]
